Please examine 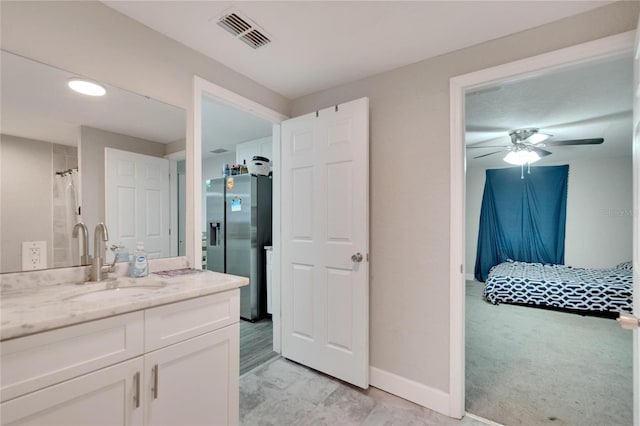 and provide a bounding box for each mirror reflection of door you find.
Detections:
[105,148,171,262]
